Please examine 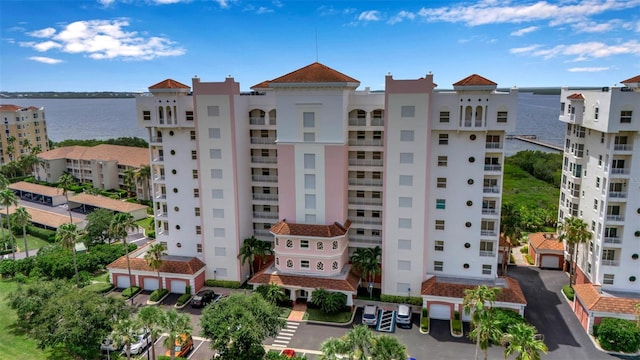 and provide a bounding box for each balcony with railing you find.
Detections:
[613,144,633,152]
[601,259,620,267]
[351,218,383,225]
[603,237,622,245]
[252,193,278,201]
[606,214,624,222]
[349,235,382,245]
[348,139,384,146]
[252,175,278,183]
[348,118,367,126]
[250,137,276,144]
[349,159,383,167]
[153,174,165,181]
[150,136,163,143]
[608,191,627,199]
[479,250,496,257]
[254,229,272,238]
[249,117,266,125]
[483,186,500,194]
[485,142,502,149]
[371,117,384,126]
[482,208,498,215]
[348,178,383,187]
[348,197,383,206]
[610,168,630,176]
[152,155,164,162]
[481,230,498,236]
[253,211,279,219]
[251,156,277,164]
[484,164,502,172]
[155,191,166,199]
